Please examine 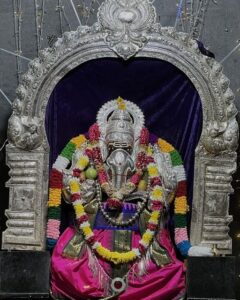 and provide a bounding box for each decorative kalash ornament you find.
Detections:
[46,97,212,299]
